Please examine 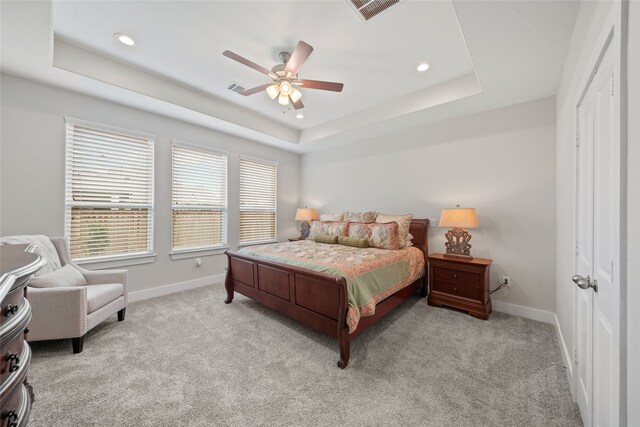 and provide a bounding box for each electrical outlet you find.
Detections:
[502,275,511,286]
